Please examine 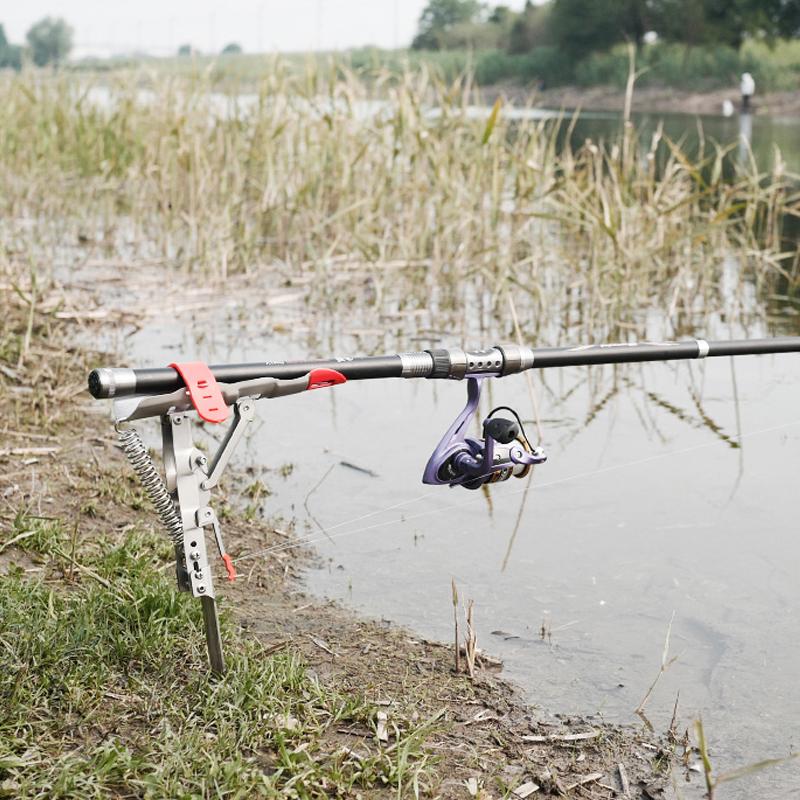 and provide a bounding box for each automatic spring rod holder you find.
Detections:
[90,336,800,674]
